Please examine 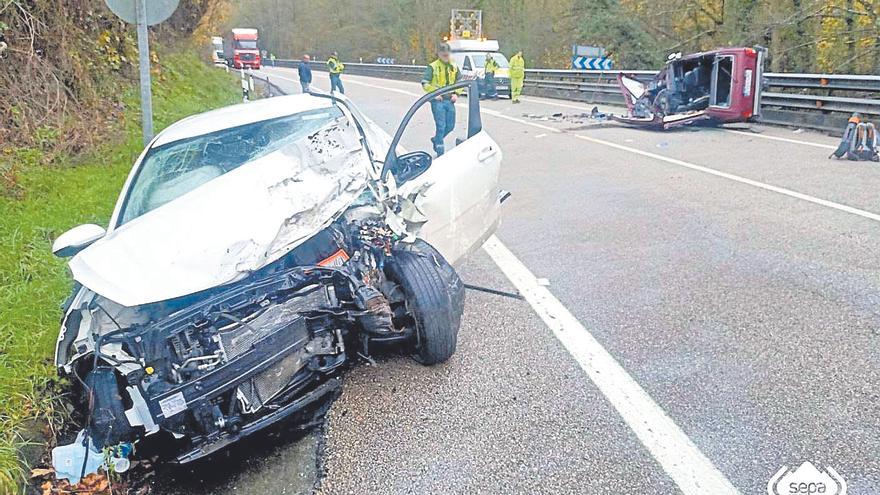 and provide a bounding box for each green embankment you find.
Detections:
[0,51,238,491]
